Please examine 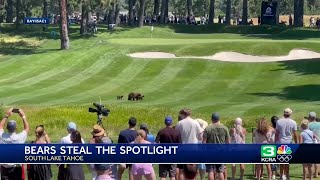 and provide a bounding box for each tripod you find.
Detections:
[97,114,107,136]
